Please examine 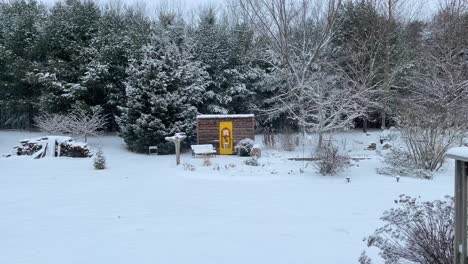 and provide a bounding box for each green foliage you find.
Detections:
[93,146,106,170]
[118,17,209,154]
[0,0,466,156]
[234,138,255,157]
